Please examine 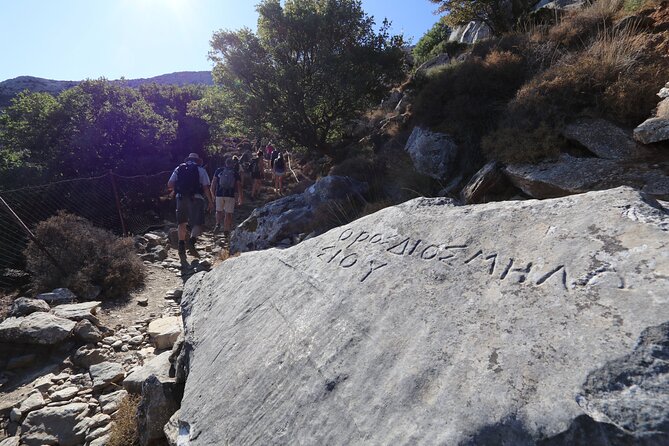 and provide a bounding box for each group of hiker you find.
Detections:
[167,142,289,264]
